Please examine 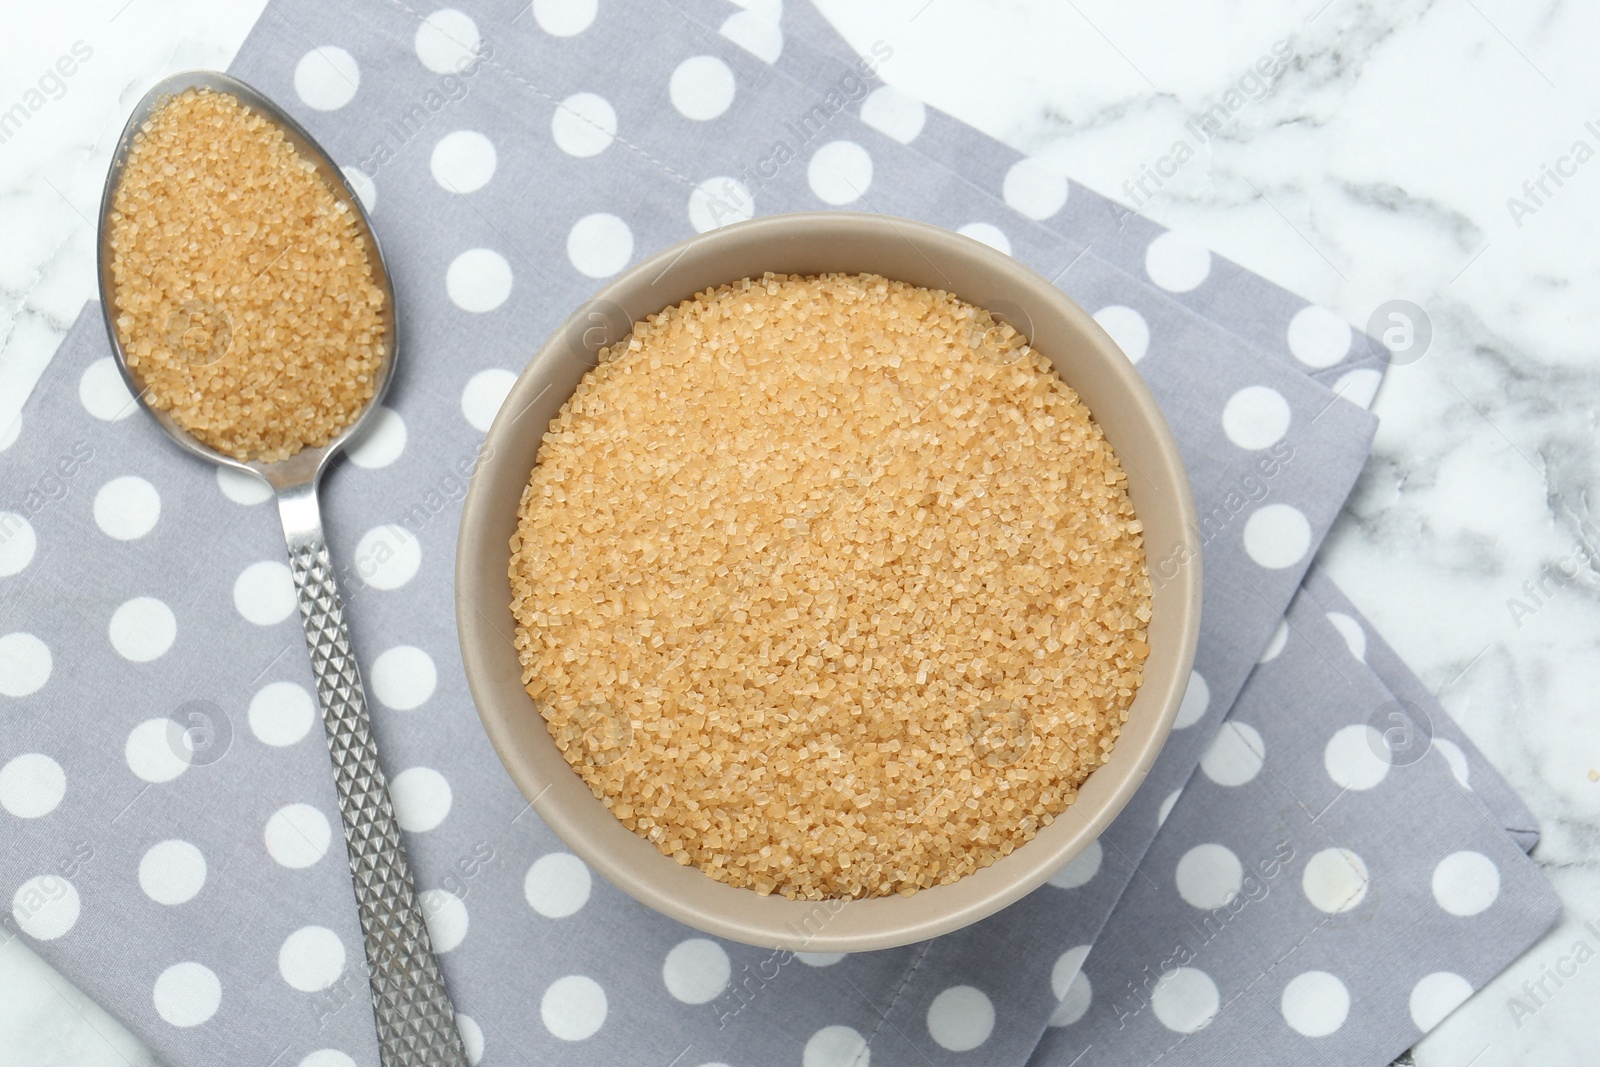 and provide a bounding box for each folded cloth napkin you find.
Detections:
[0,3,1549,1067]
[1028,585,1559,1066]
